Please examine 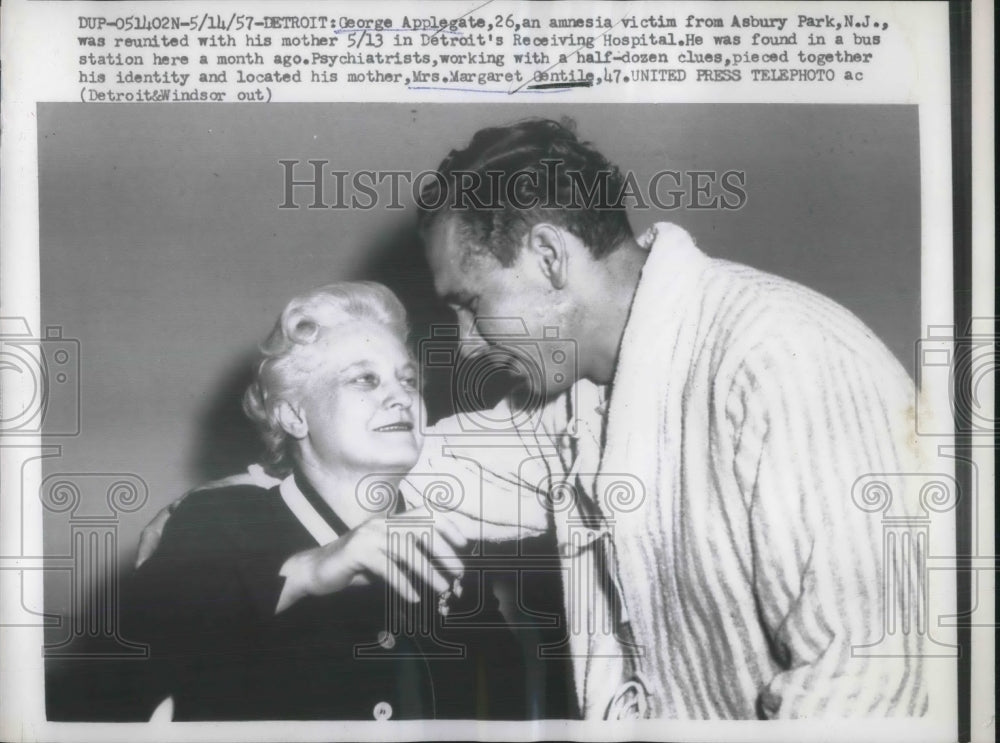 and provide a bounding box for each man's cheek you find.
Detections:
[457,337,491,361]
